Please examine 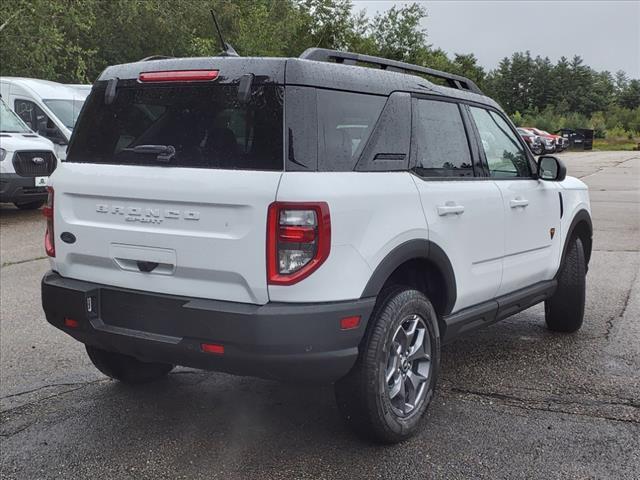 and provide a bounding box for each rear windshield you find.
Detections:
[67,83,283,170]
